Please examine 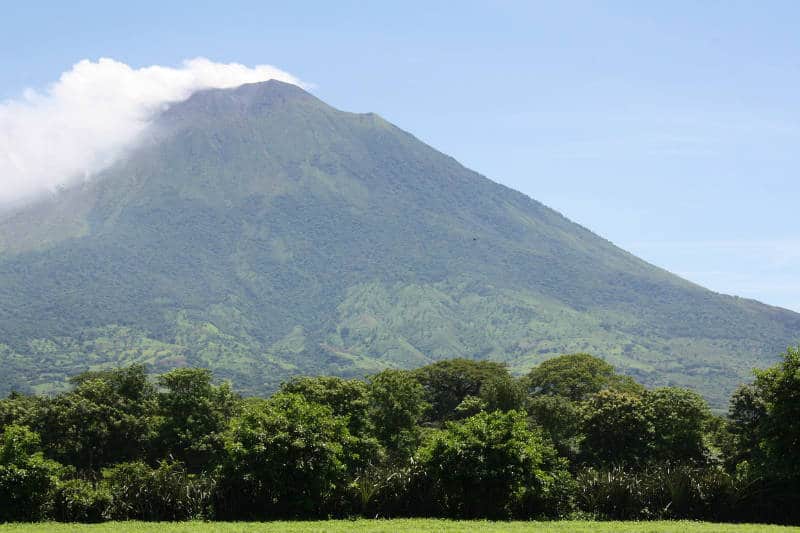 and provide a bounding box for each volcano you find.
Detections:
[0,80,796,407]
